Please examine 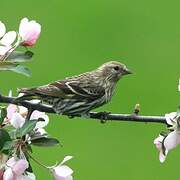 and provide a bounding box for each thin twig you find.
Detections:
[0,94,167,124]
[26,109,34,121]
[27,152,48,169]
